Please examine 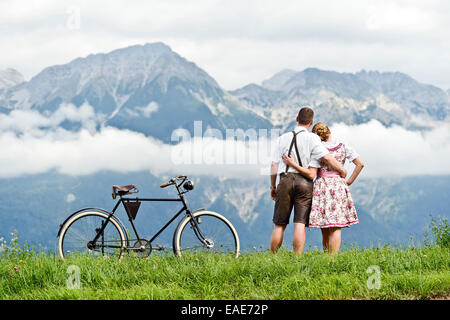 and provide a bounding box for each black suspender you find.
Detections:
[284,130,304,173]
